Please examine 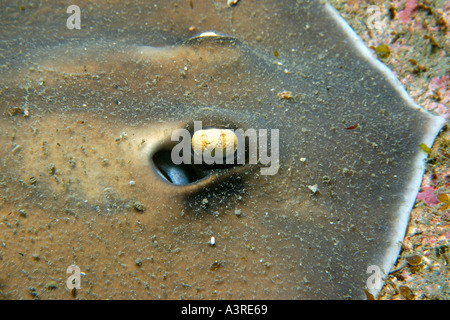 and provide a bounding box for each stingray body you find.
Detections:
[0,0,445,299]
